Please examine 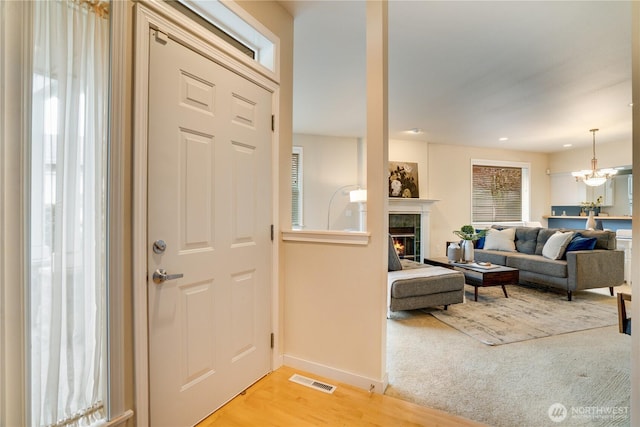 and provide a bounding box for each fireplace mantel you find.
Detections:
[388,198,439,213]
[388,198,439,259]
